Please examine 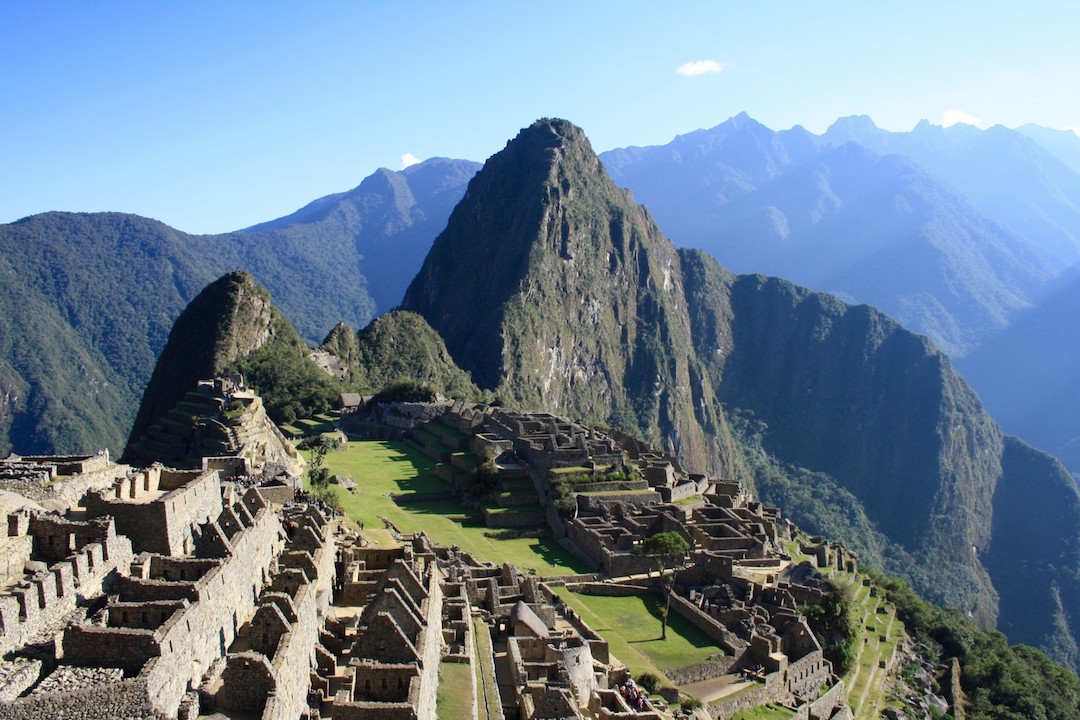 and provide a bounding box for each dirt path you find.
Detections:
[679,673,755,703]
